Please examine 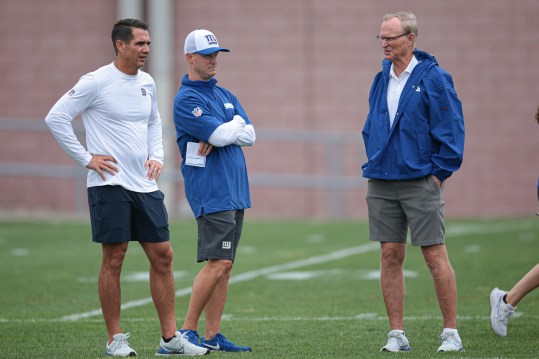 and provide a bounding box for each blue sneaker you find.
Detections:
[201,333,252,352]
[179,329,206,348]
